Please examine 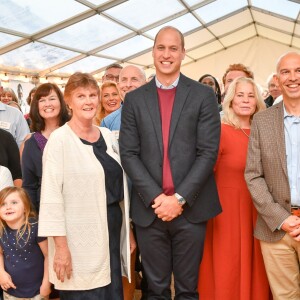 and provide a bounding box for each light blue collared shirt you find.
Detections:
[155,76,180,89]
[0,102,29,148]
[284,104,300,206]
[101,106,122,131]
